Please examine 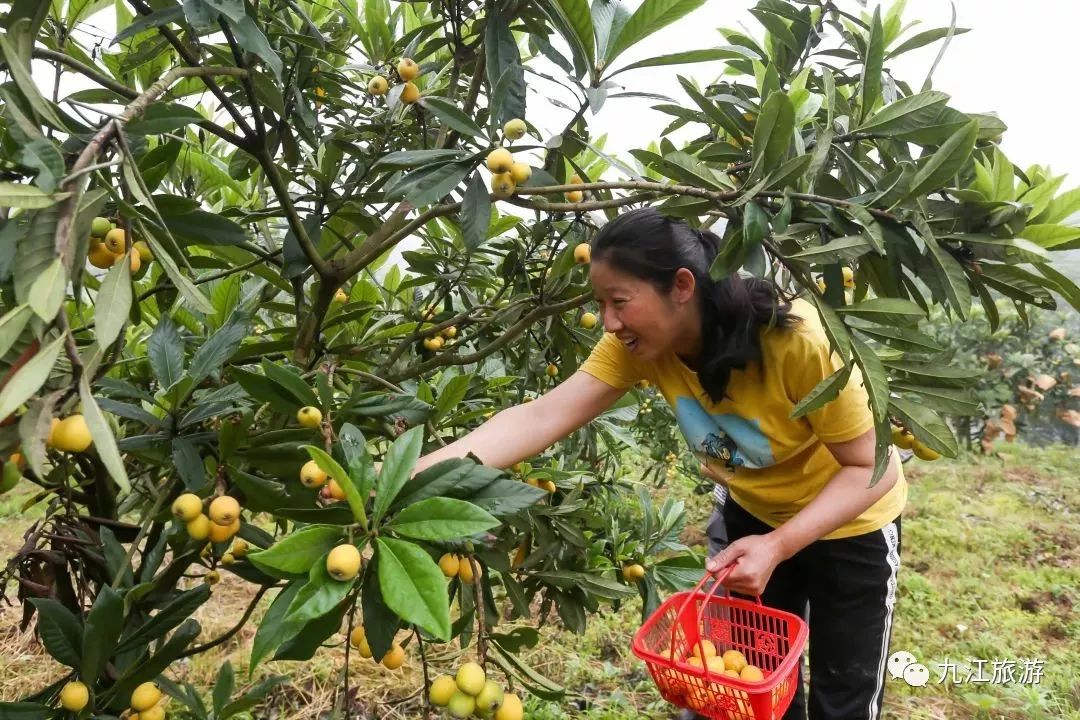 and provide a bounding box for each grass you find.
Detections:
[1,442,1077,719]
